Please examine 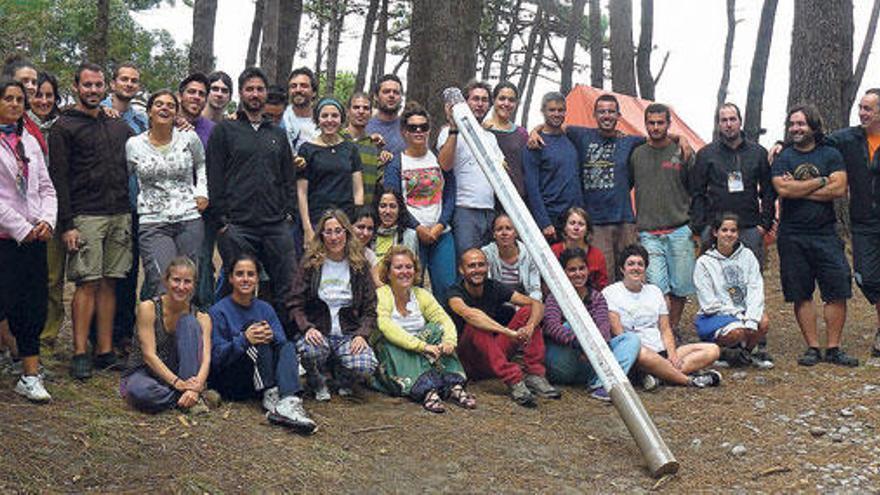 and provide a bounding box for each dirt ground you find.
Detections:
[2,248,880,493]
